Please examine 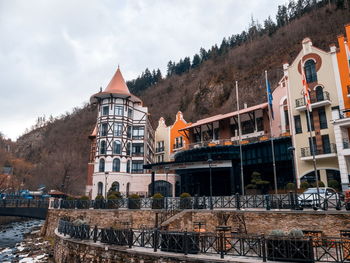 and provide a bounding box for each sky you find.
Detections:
[0,0,286,141]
